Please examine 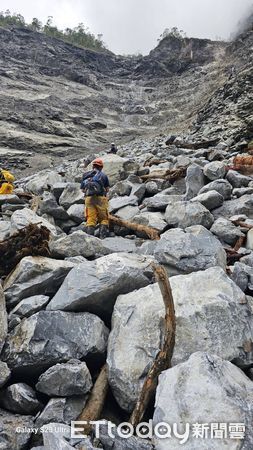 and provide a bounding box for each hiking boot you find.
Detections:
[99,224,109,239]
[86,226,95,236]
